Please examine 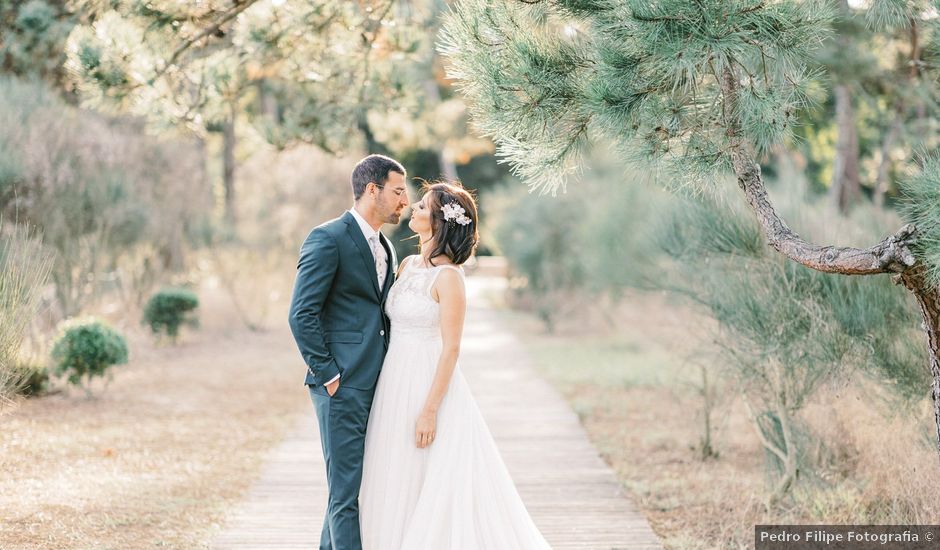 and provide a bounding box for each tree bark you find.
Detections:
[222,113,236,225]
[897,266,940,459]
[829,84,861,213]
